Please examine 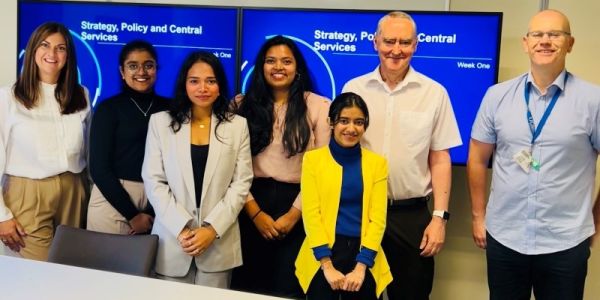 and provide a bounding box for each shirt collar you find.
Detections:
[366,65,420,92]
[526,69,568,95]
